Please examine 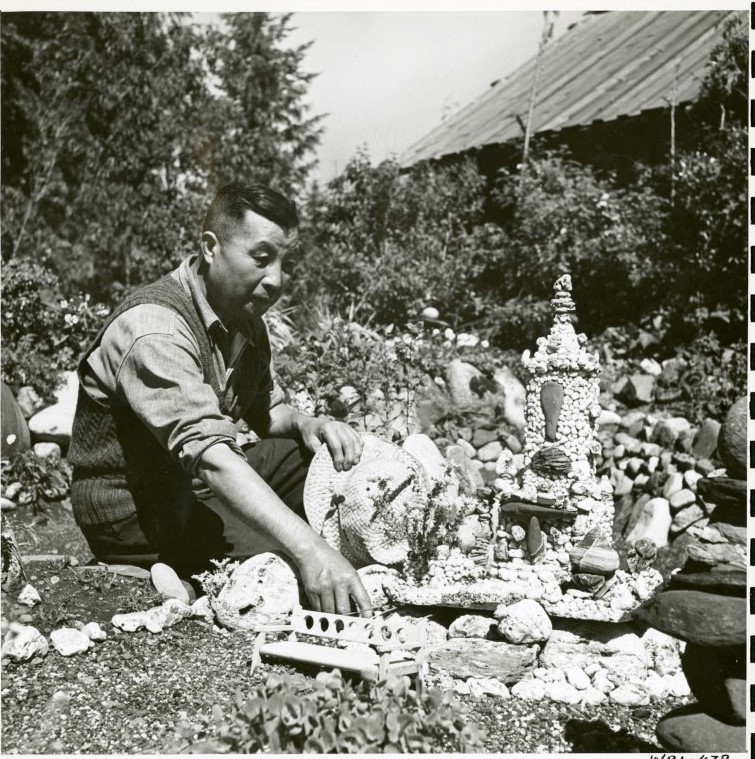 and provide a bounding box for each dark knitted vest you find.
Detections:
[69,274,237,529]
